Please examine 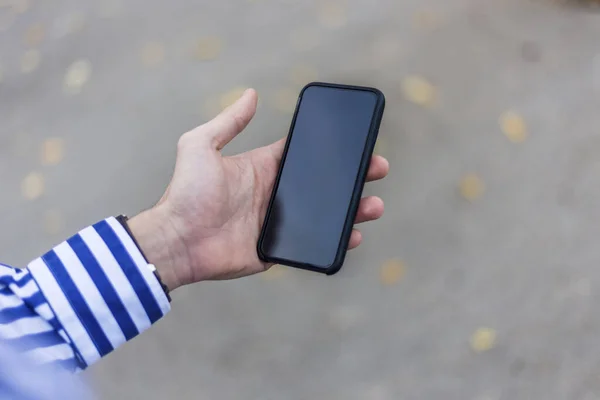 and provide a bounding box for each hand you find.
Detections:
[129,89,389,291]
